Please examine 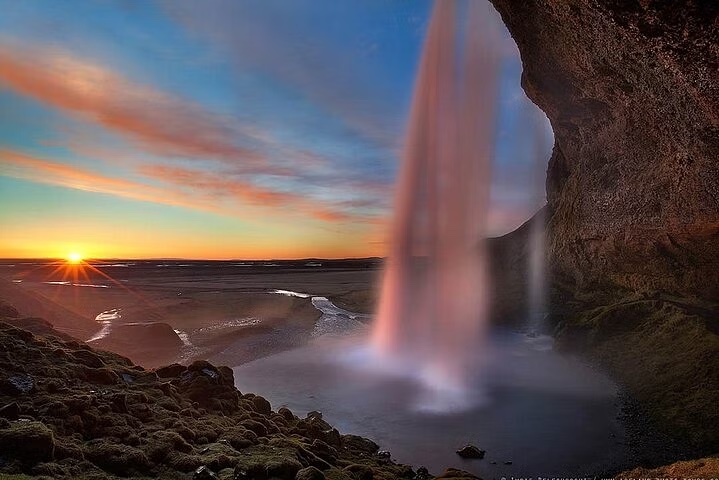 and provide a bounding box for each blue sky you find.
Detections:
[0,0,551,259]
